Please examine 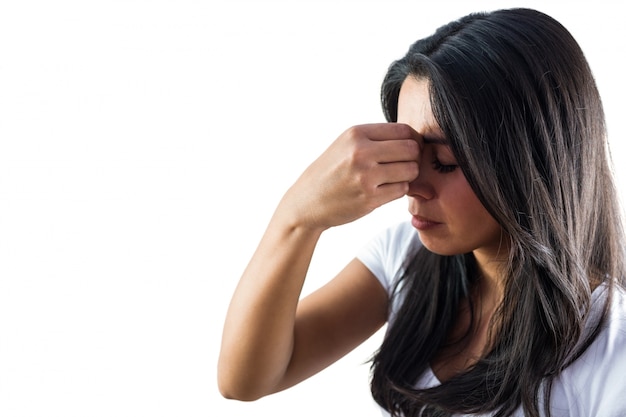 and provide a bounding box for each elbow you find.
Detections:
[218,347,284,401]
[218,382,265,402]
[217,369,267,402]
[219,388,260,402]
